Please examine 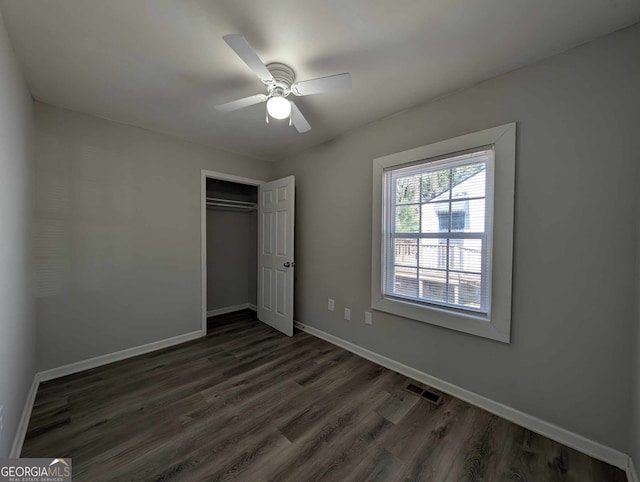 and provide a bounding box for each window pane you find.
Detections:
[451,199,485,233]
[395,205,419,233]
[450,238,483,273]
[443,201,465,232]
[394,267,418,297]
[422,204,469,233]
[452,162,486,199]
[421,201,449,233]
[396,176,420,204]
[421,170,450,202]
[419,238,447,270]
[449,272,482,309]
[394,238,417,267]
[418,269,448,303]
